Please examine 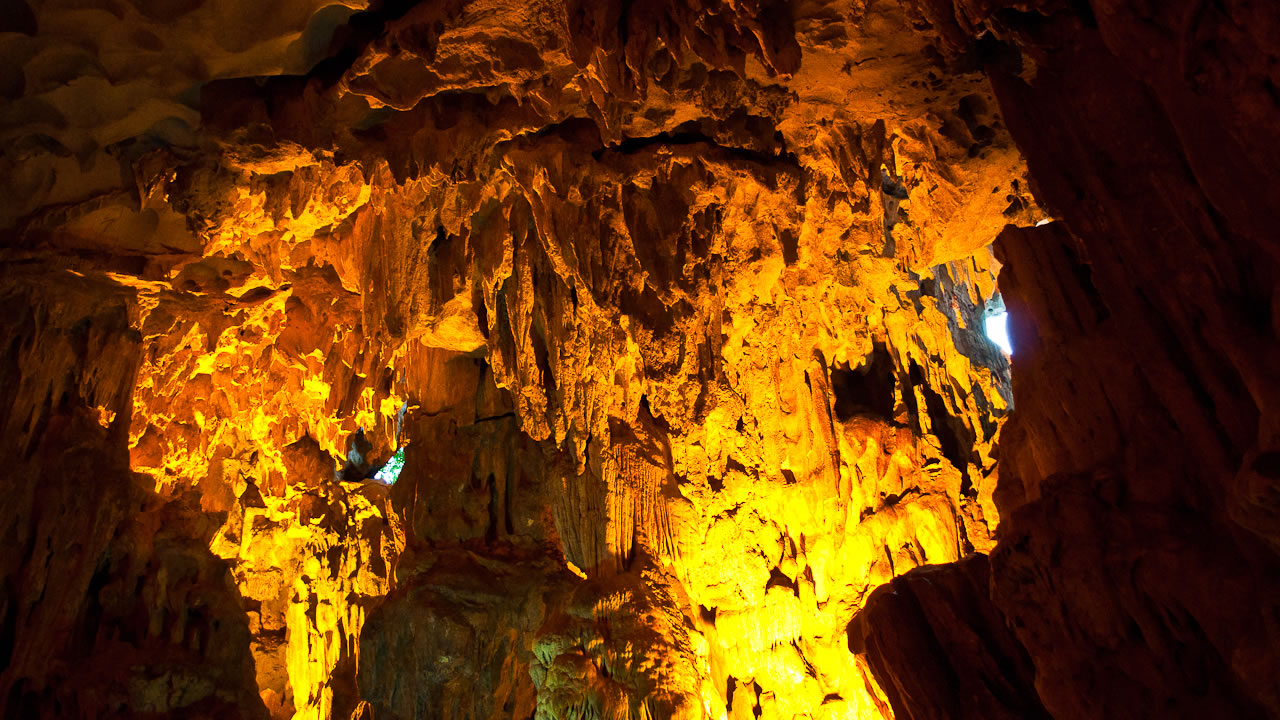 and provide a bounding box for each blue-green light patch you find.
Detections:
[374,447,406,484]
